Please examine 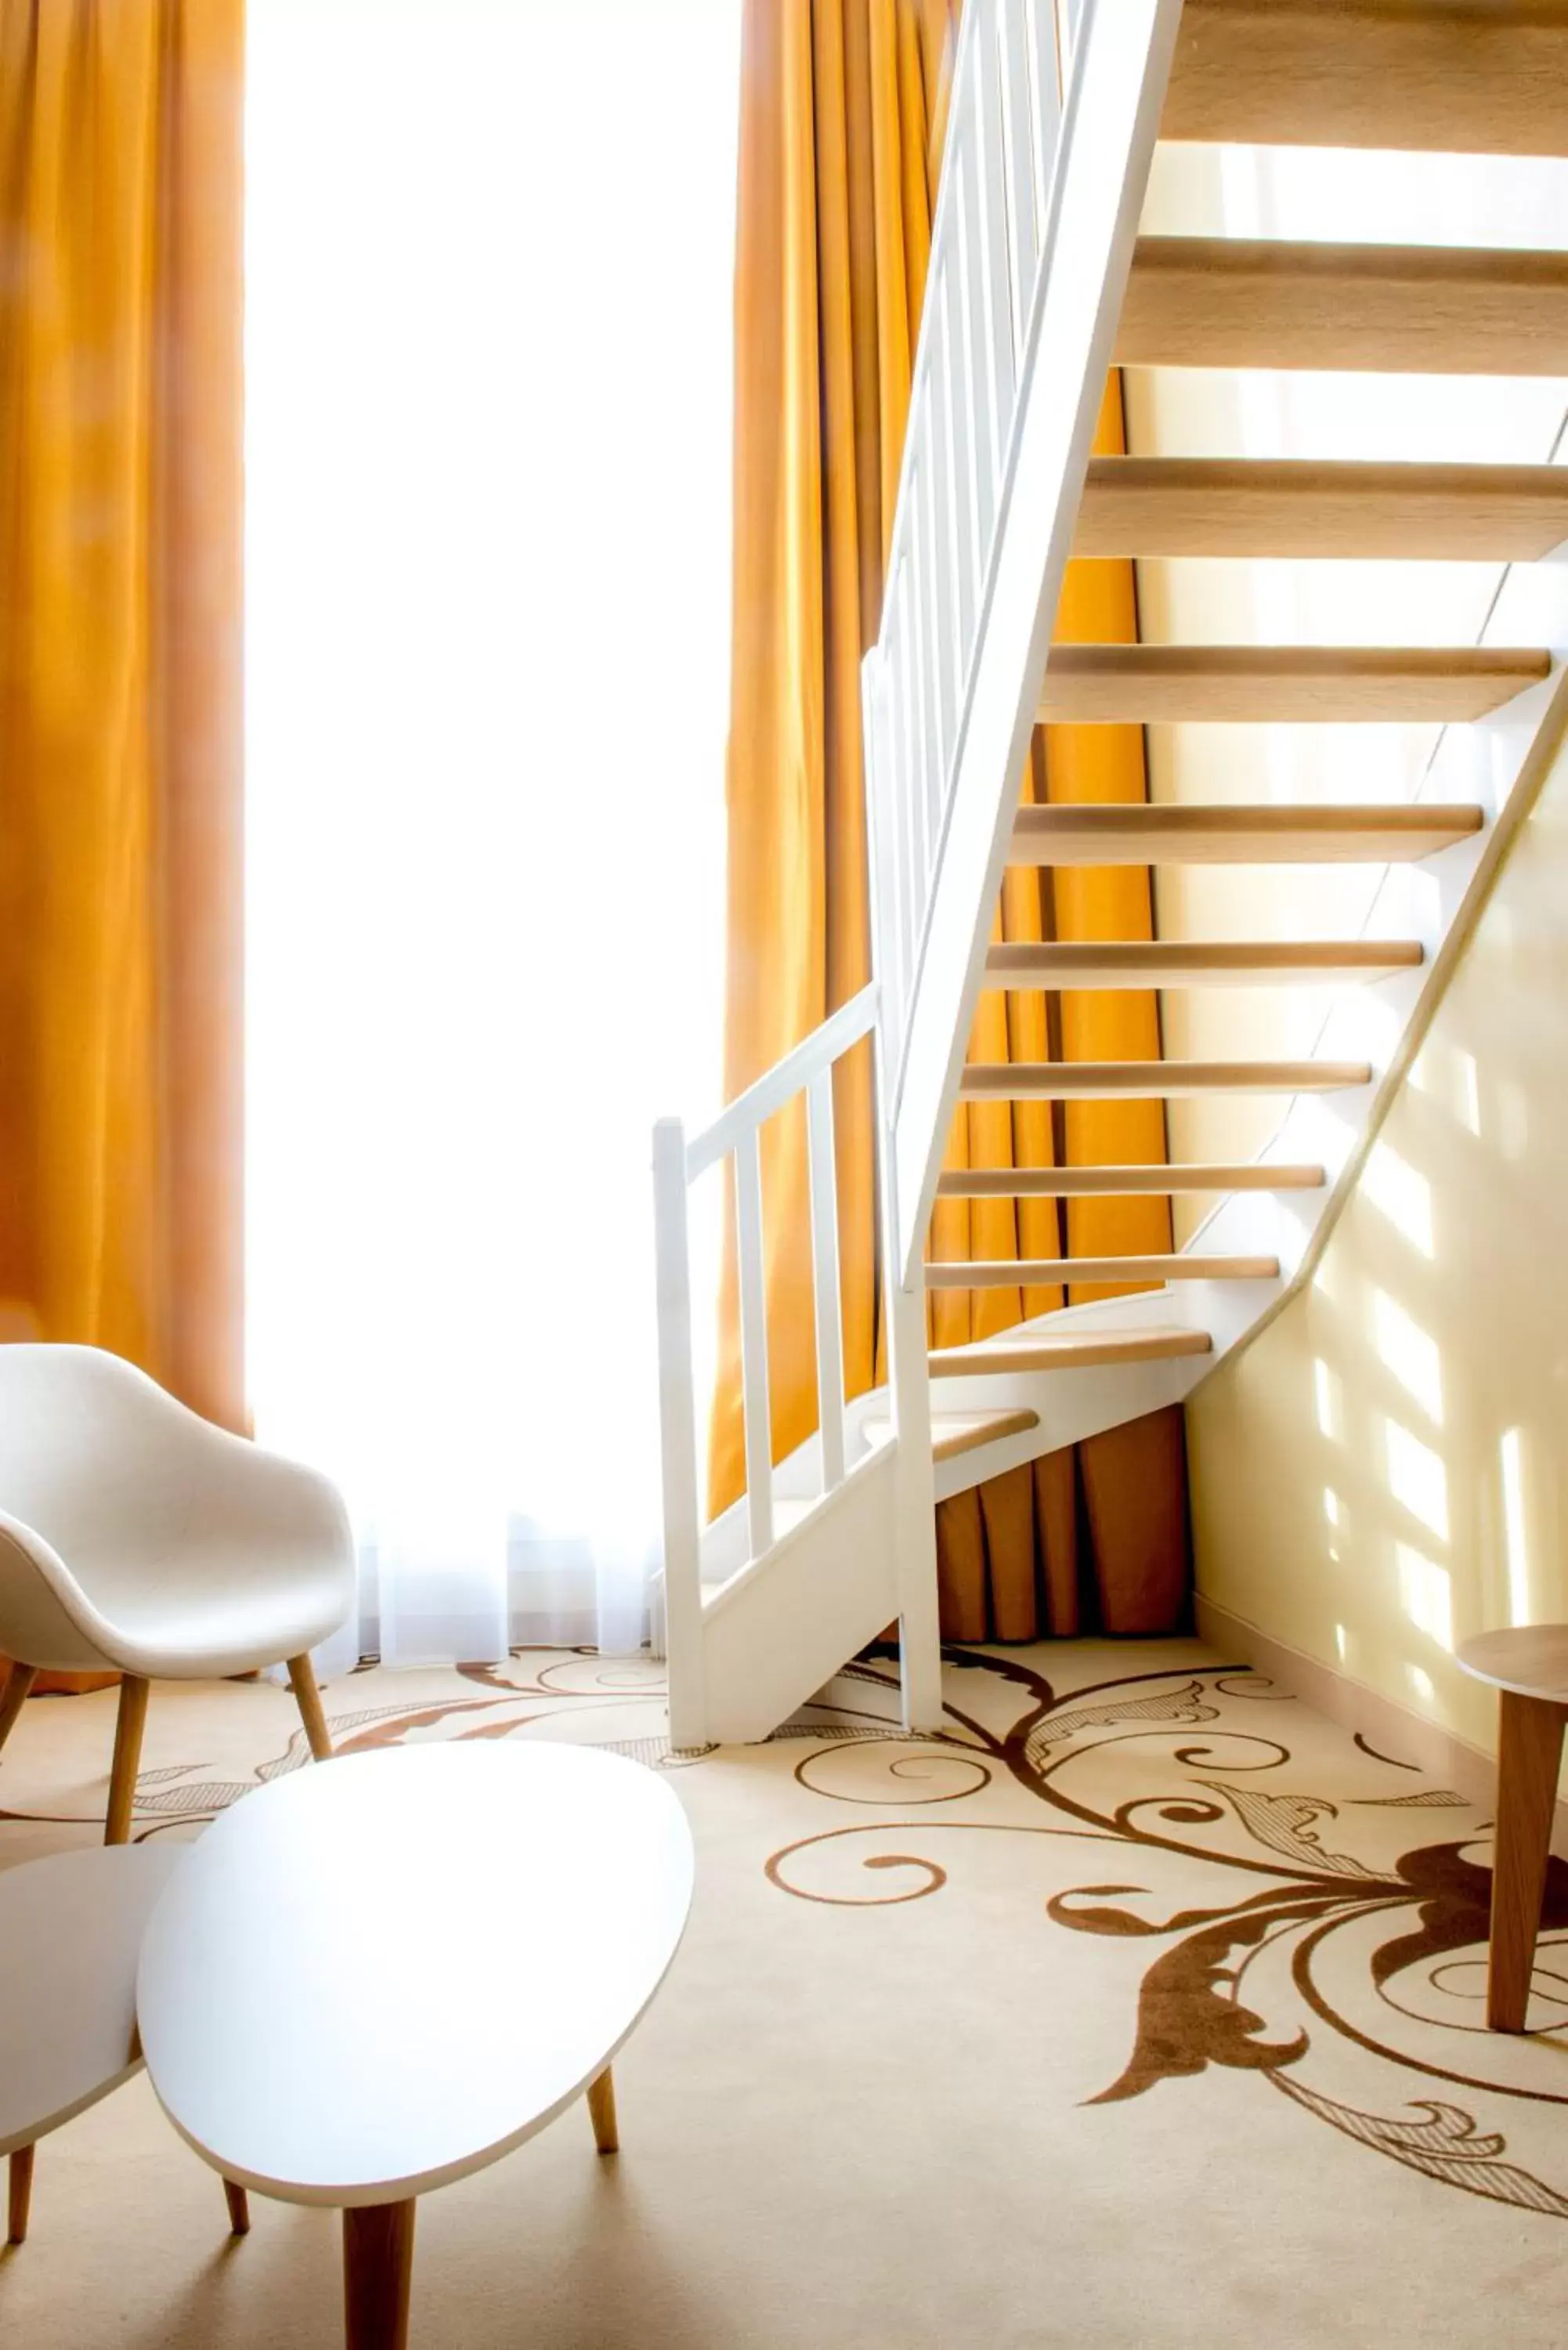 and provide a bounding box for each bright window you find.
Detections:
[244,0,739,1663]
